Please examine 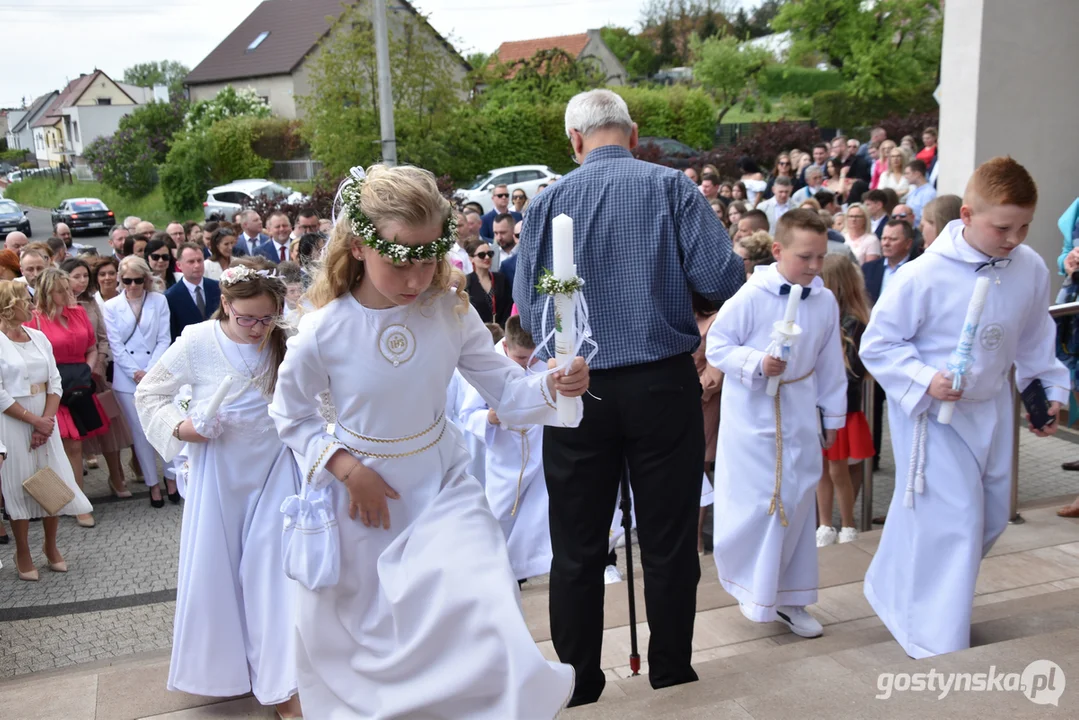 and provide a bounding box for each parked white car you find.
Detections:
[203,179,307,221]
[455,165,561,214]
